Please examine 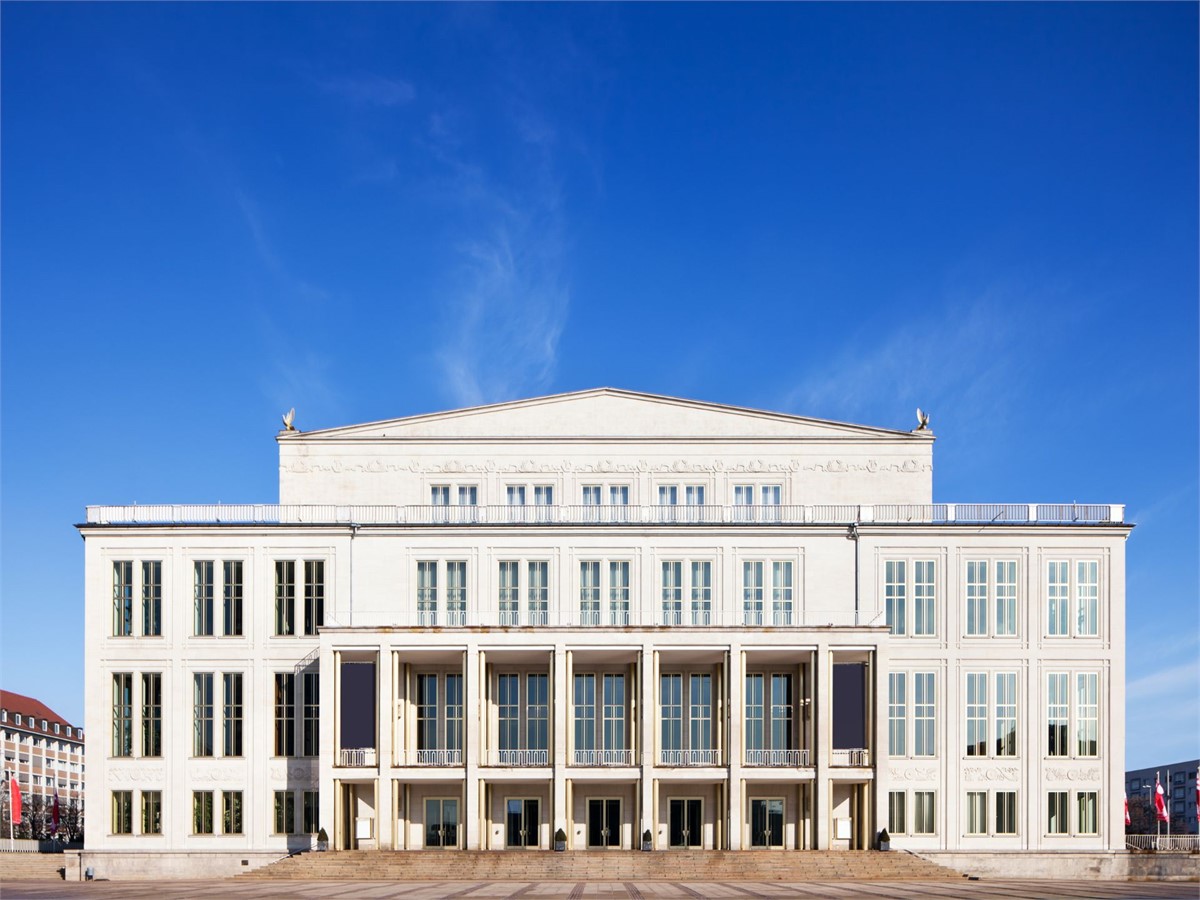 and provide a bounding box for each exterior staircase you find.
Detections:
[240,849,965,881]
[0,852,68,881]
